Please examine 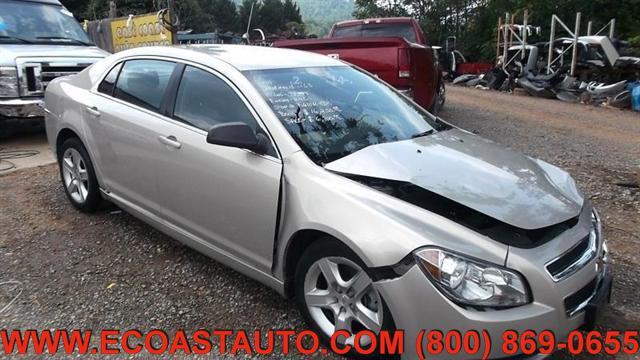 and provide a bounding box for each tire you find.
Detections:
[58,137,102,212]
[295,239,397,359]
[430,80,446,113]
